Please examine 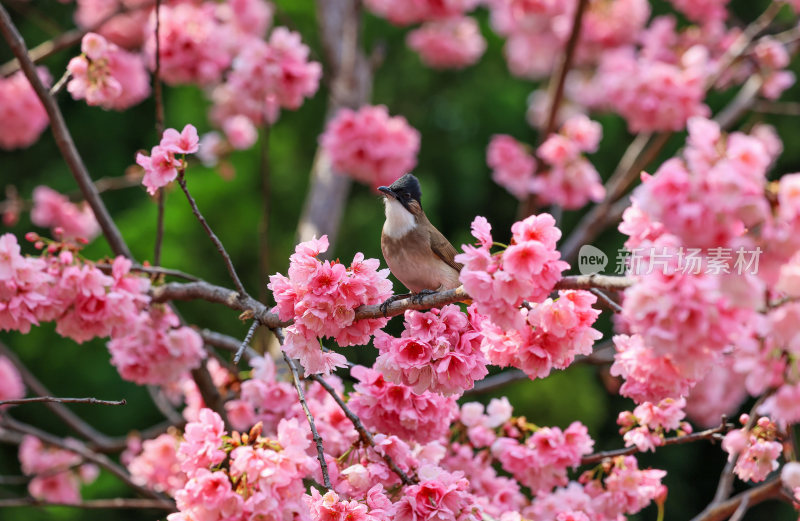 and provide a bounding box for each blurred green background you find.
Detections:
[2,0,800,519]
